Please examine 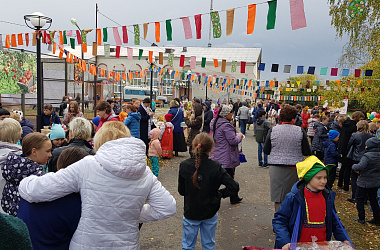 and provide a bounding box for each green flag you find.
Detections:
[70,38,75,49]
[166,20,172,41]
[103,28,108,42]
[134,25,140,45]
[138,49,143,60]
[320,67,328,75]
[267,0,277,30]
[201,57,206,68]
[63,30,67,44]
